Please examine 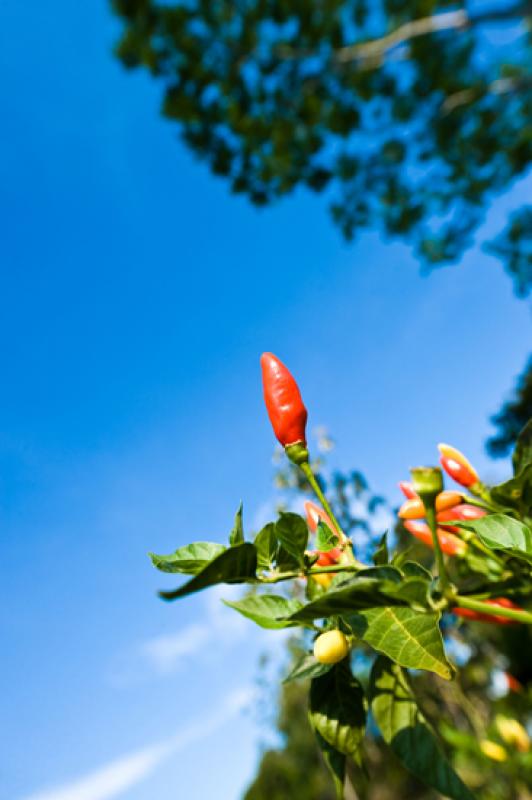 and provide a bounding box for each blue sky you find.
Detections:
[1,2,531,799]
